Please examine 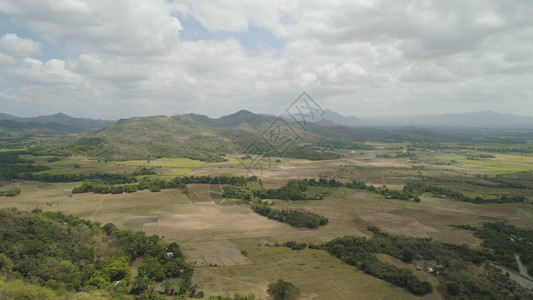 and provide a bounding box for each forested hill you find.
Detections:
[0,112,114,137]
[12,110,533,162]
[55,114,340,162]
[173,109,277,129]
[85,116,237,162]
[0,208,193,299]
